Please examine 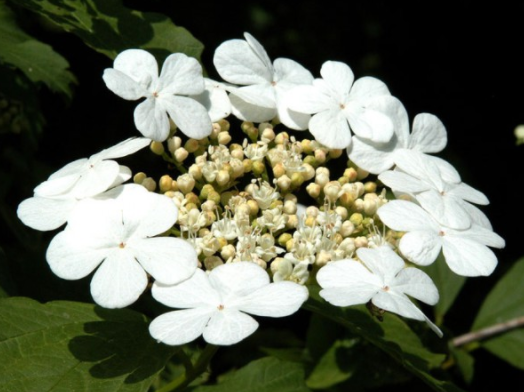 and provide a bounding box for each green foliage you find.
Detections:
[0,297,176,392]
[304,286,463,392]
[472,257,524,369]
[0,0,76,98]
[15,0,204,62]
[422,255,467,324]
[191,357,311,392]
